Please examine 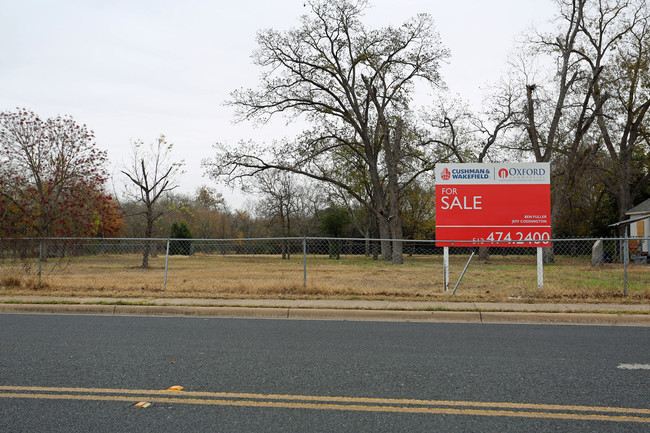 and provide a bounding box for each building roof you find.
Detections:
[610,214,649,228]
[626,198,650,215]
